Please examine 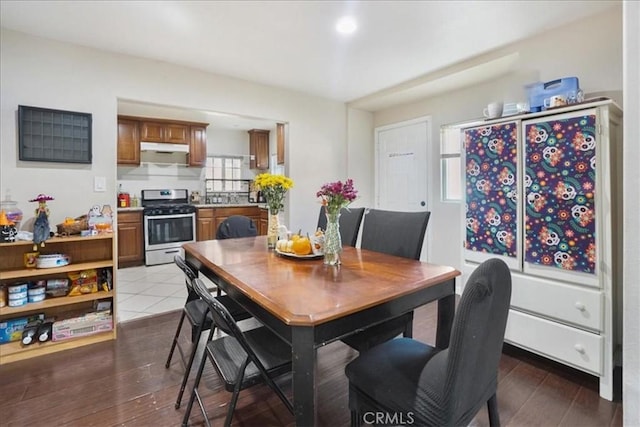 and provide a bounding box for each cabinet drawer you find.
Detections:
[511,272,602,331]
[505,309,602,375]
[215,207,260,217]
[117,211,142,224]
[197,208,215,219]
